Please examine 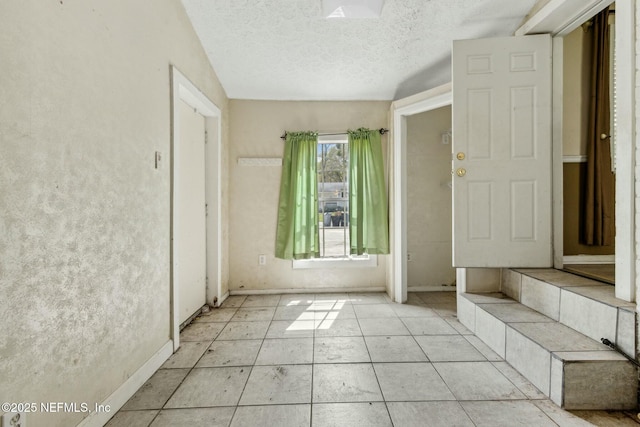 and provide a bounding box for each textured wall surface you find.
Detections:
[0,1,228,426]
[406,107,456,288]
[228,100,390,292]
